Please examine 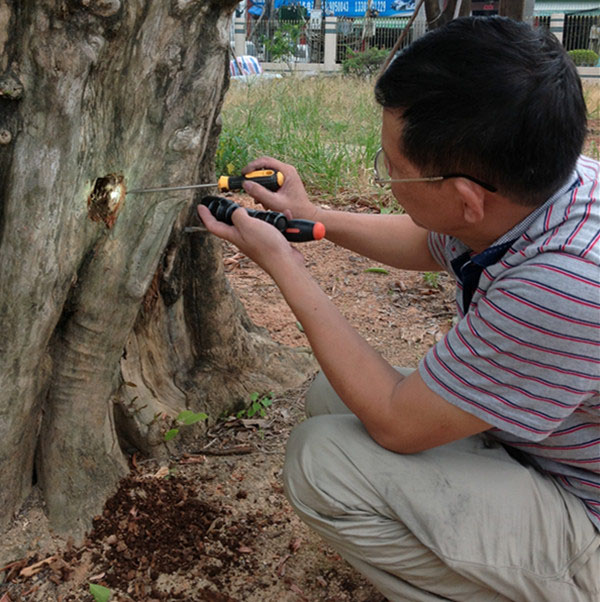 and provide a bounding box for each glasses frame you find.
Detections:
[373,148,497,193]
